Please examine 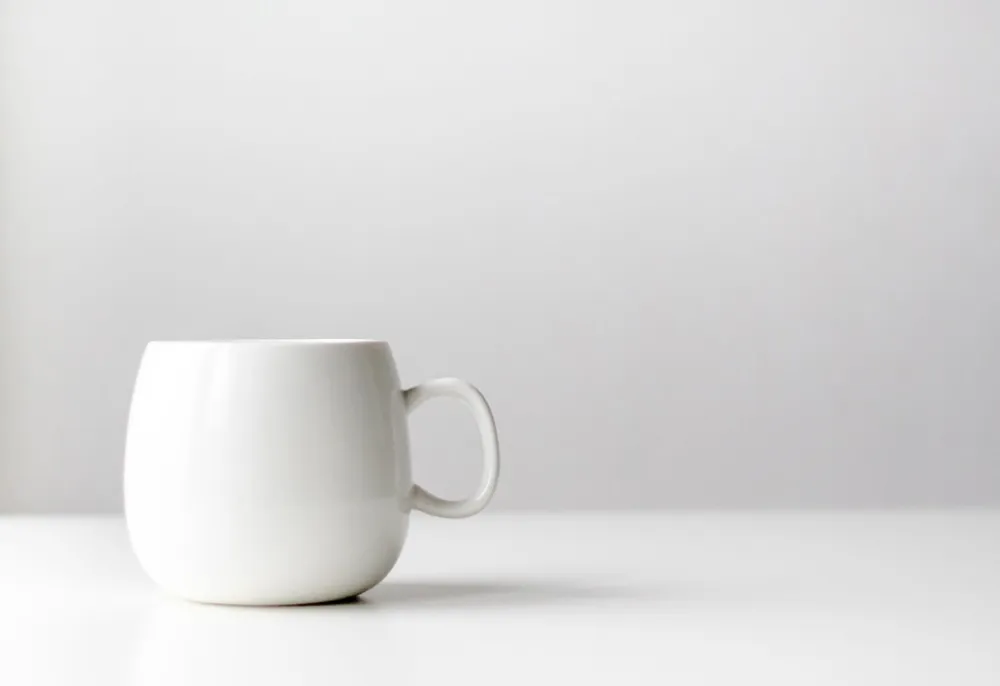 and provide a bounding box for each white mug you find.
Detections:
[124,339,499,605]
